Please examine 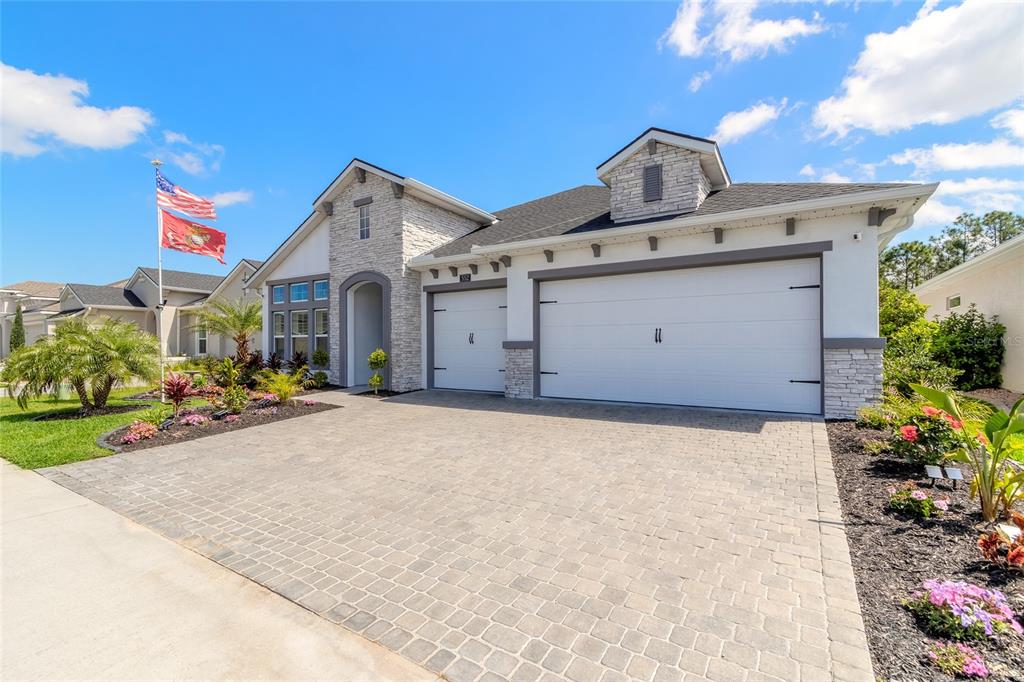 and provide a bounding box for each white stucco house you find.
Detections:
[2,260,263,360]
[247,128,937,417]
[913,233,1024,392]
